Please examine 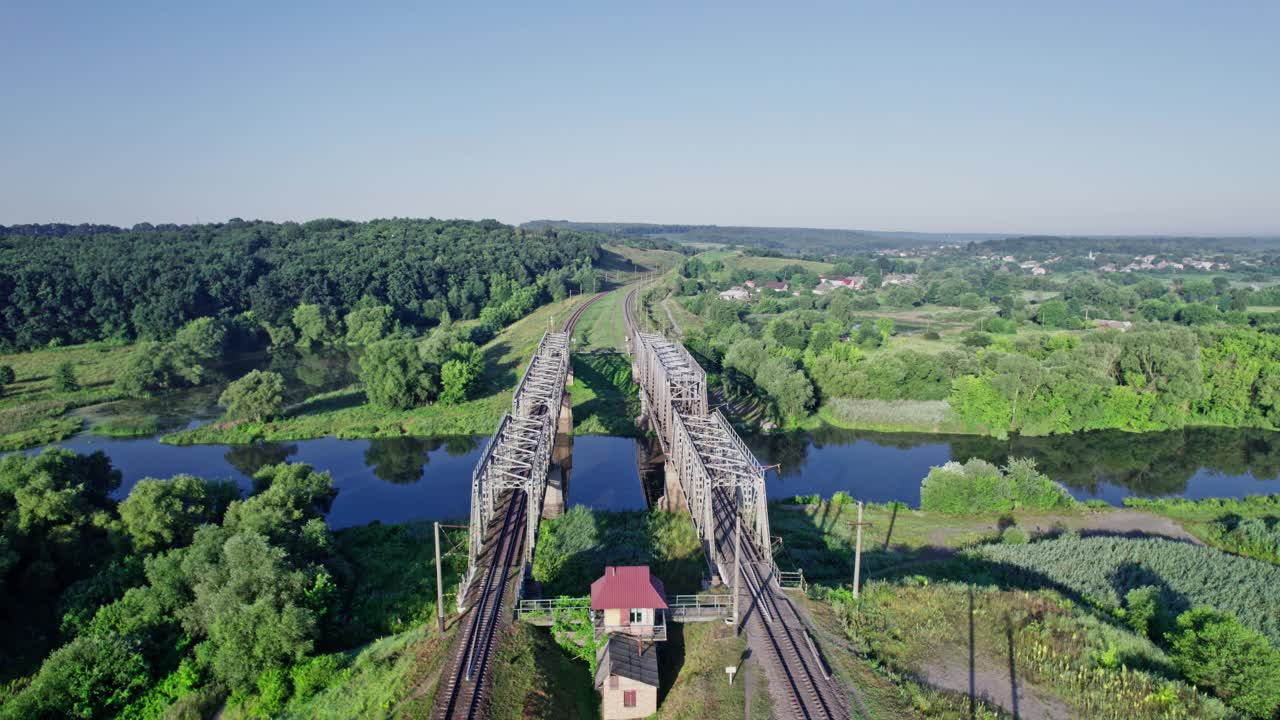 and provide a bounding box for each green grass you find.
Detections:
[163,295,587,445]
[570,353,640,436]
[266,625,454,720]
[828,581,1226,719]
[0,342,136,450]
[652,621,752,720]
[572,287,630,352]
[818,399,969,434]
[88,414,160,437]
[490,624,598,720]
[718,252,836,277]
